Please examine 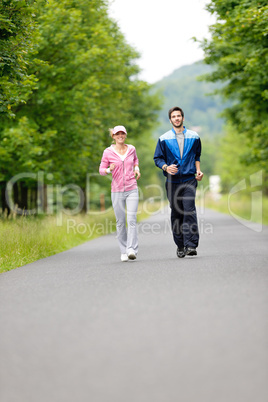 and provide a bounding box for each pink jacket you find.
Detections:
[99,145,139,192]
